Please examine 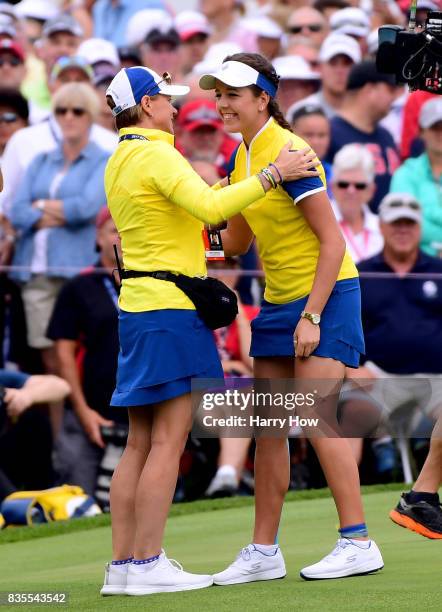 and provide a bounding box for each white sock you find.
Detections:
[217,465,237,478]
[252,543,279,555]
